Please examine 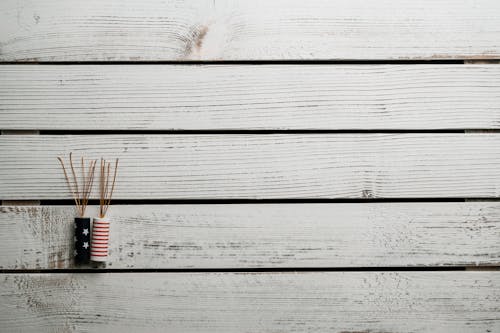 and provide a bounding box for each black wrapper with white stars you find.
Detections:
[74,217,91,264]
